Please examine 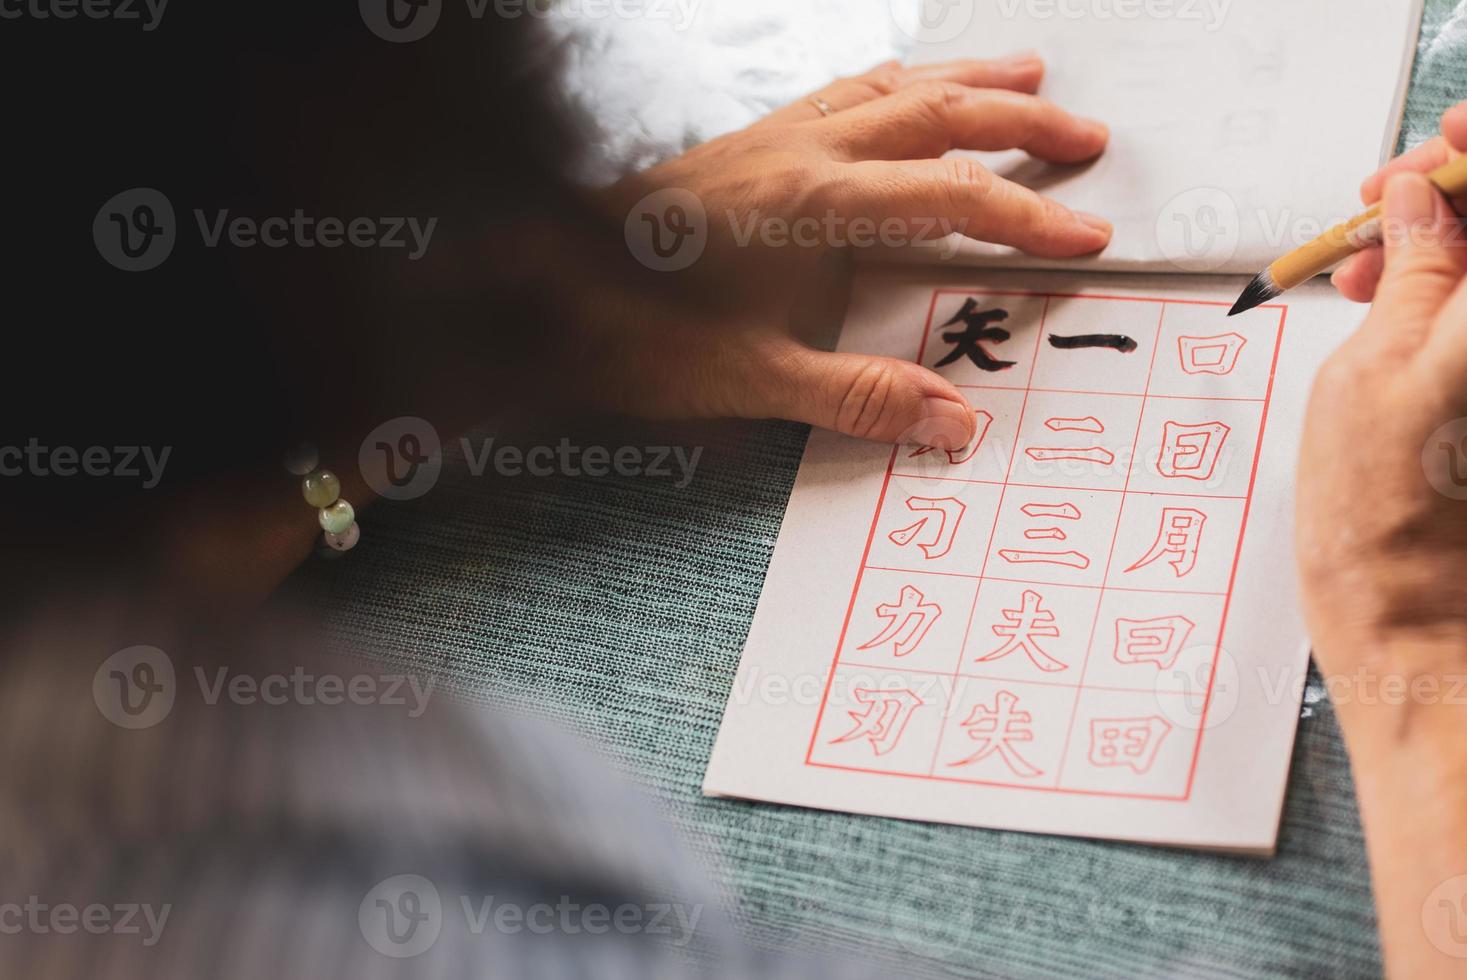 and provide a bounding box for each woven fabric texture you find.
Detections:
[289,6,1467,975]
